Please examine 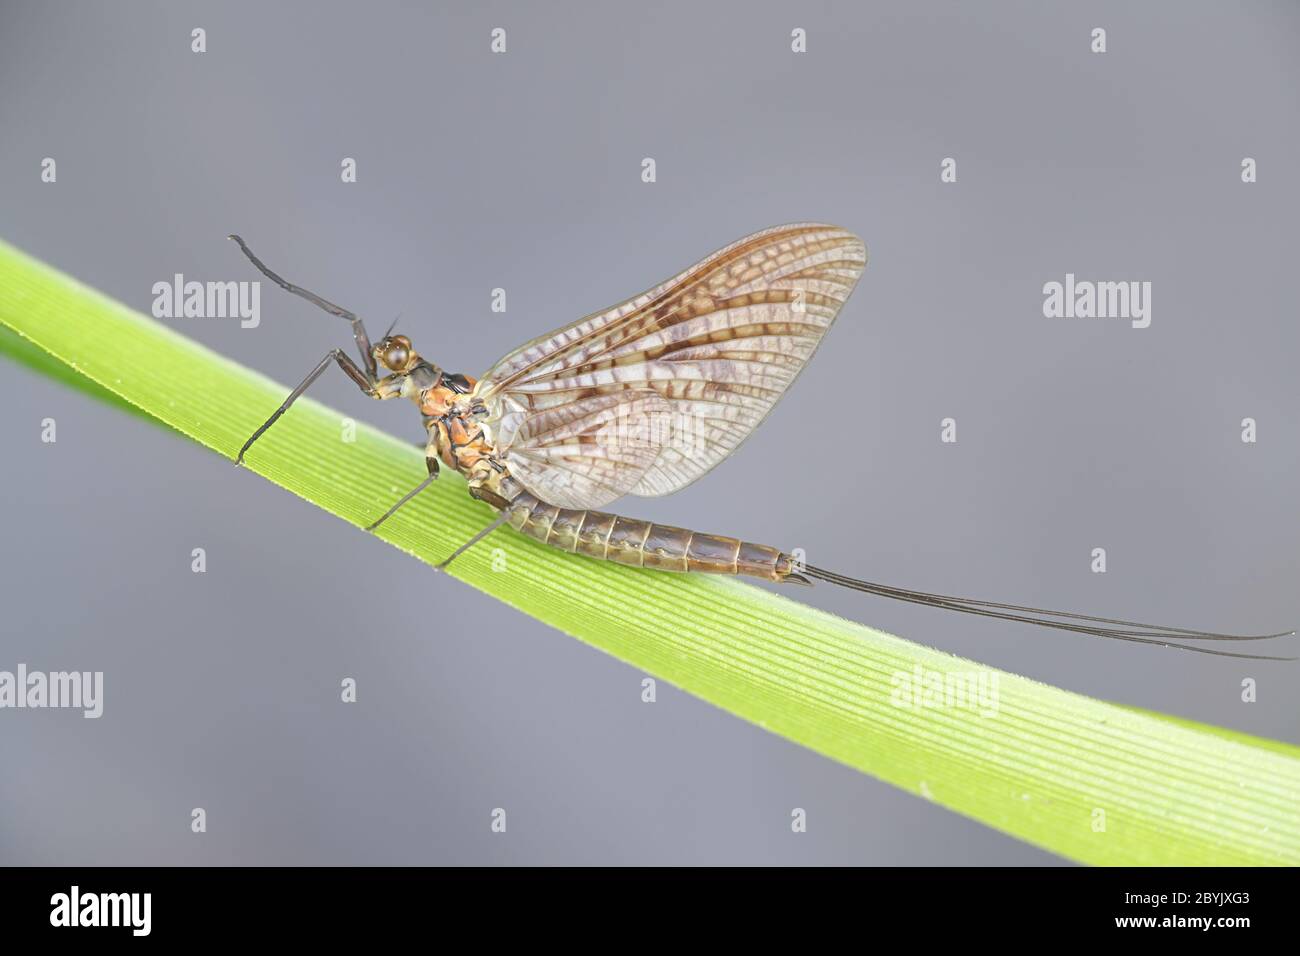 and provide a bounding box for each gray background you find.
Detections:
[1,1,1296,865]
